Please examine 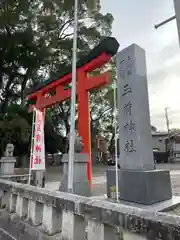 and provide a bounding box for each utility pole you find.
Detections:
[154,1,180,47]
[165,108,173,161]
[154,1,180,162]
